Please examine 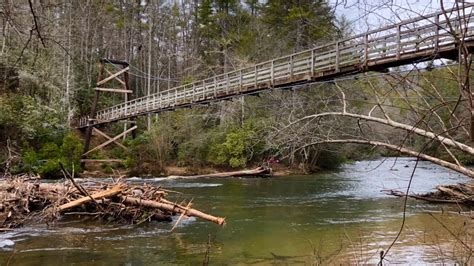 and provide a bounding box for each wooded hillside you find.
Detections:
[1,1,473,177]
